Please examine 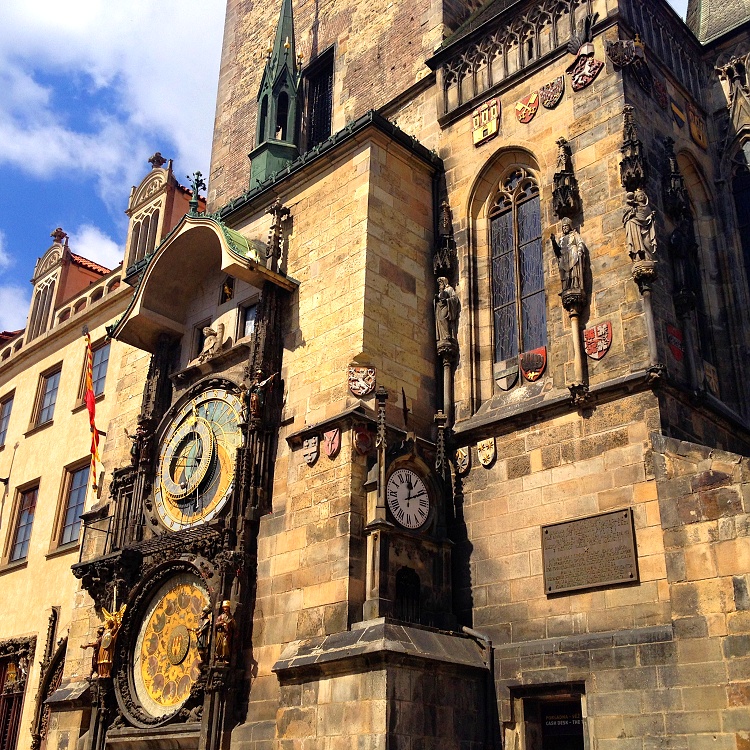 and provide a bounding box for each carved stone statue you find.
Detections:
[125,416,153,469]
[80,626,105,677]
[214,601,236,662]
[245,370,276,420]
[189,605,212,661]
[434,277,460,352]
[550,218,587,294]
[195,323,225,365]
[623,189,657,262]
[97,605,126,678]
